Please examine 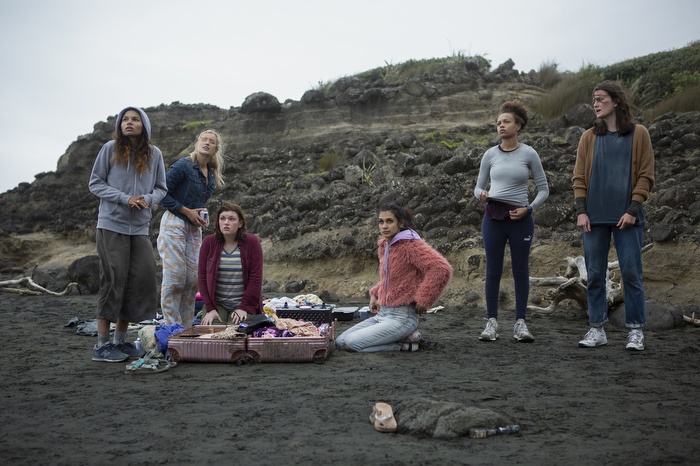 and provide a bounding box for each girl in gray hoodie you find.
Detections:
[88,106,167,363]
